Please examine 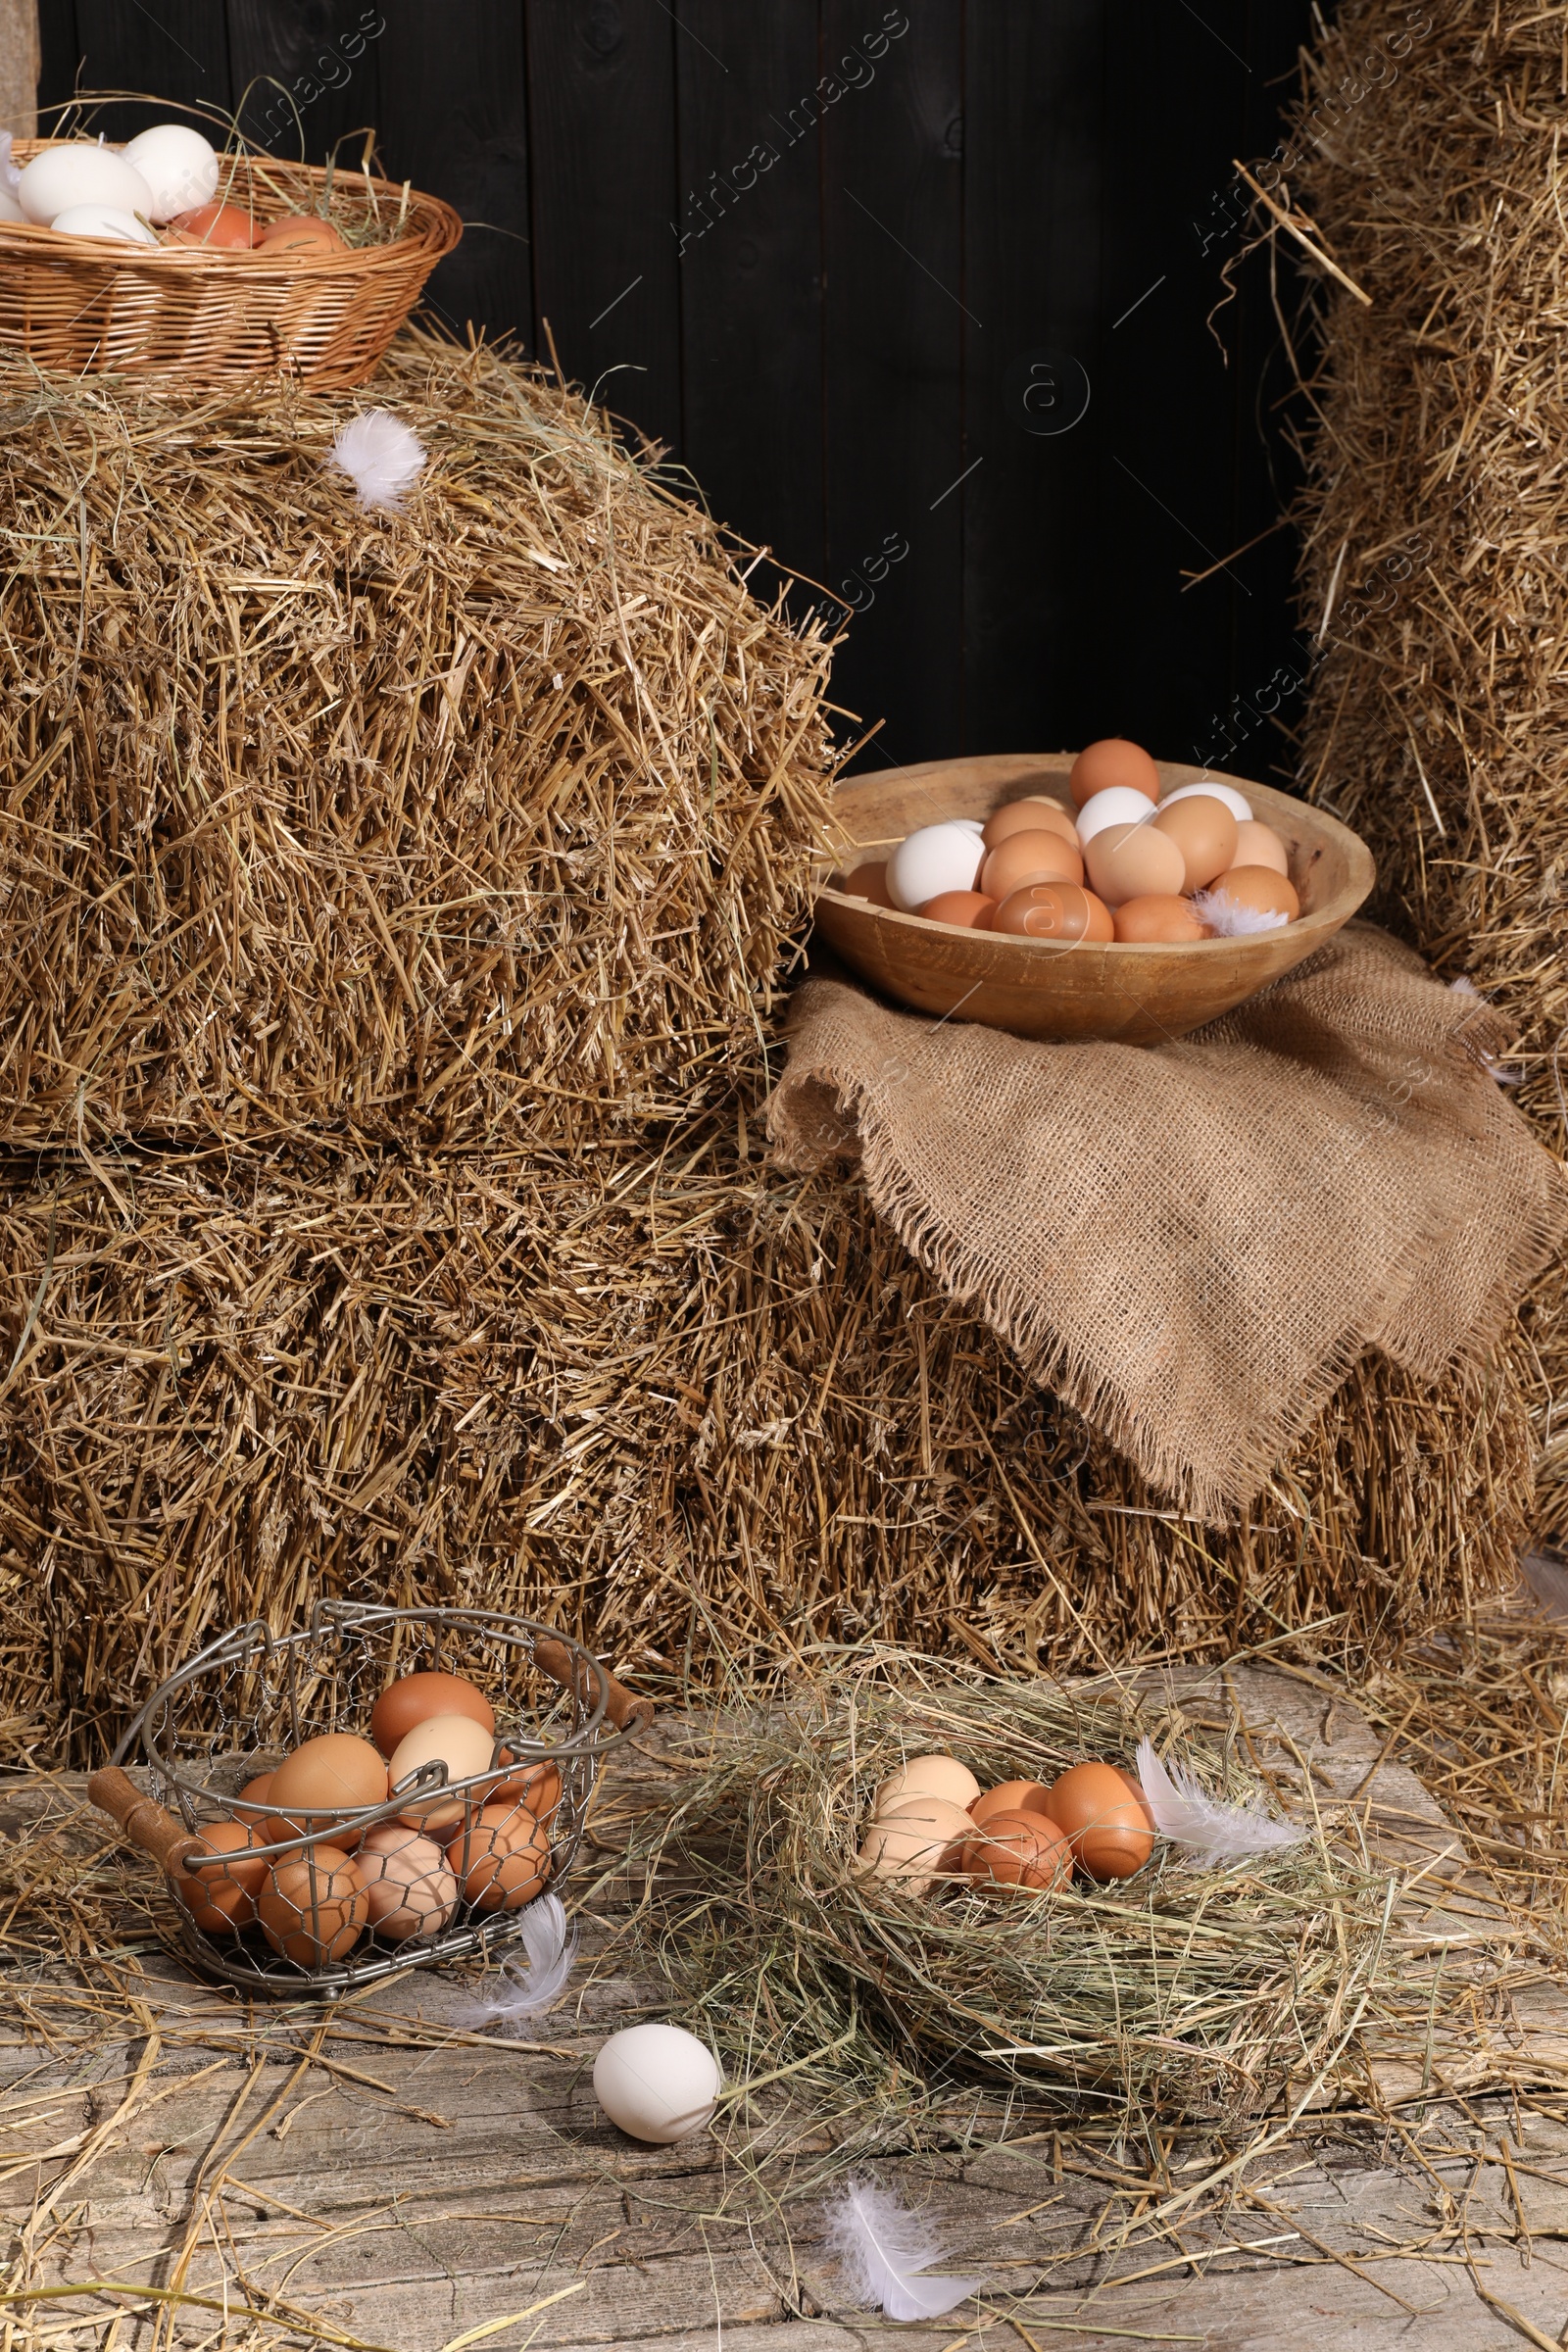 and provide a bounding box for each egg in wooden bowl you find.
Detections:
[812,752,1374,1045]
